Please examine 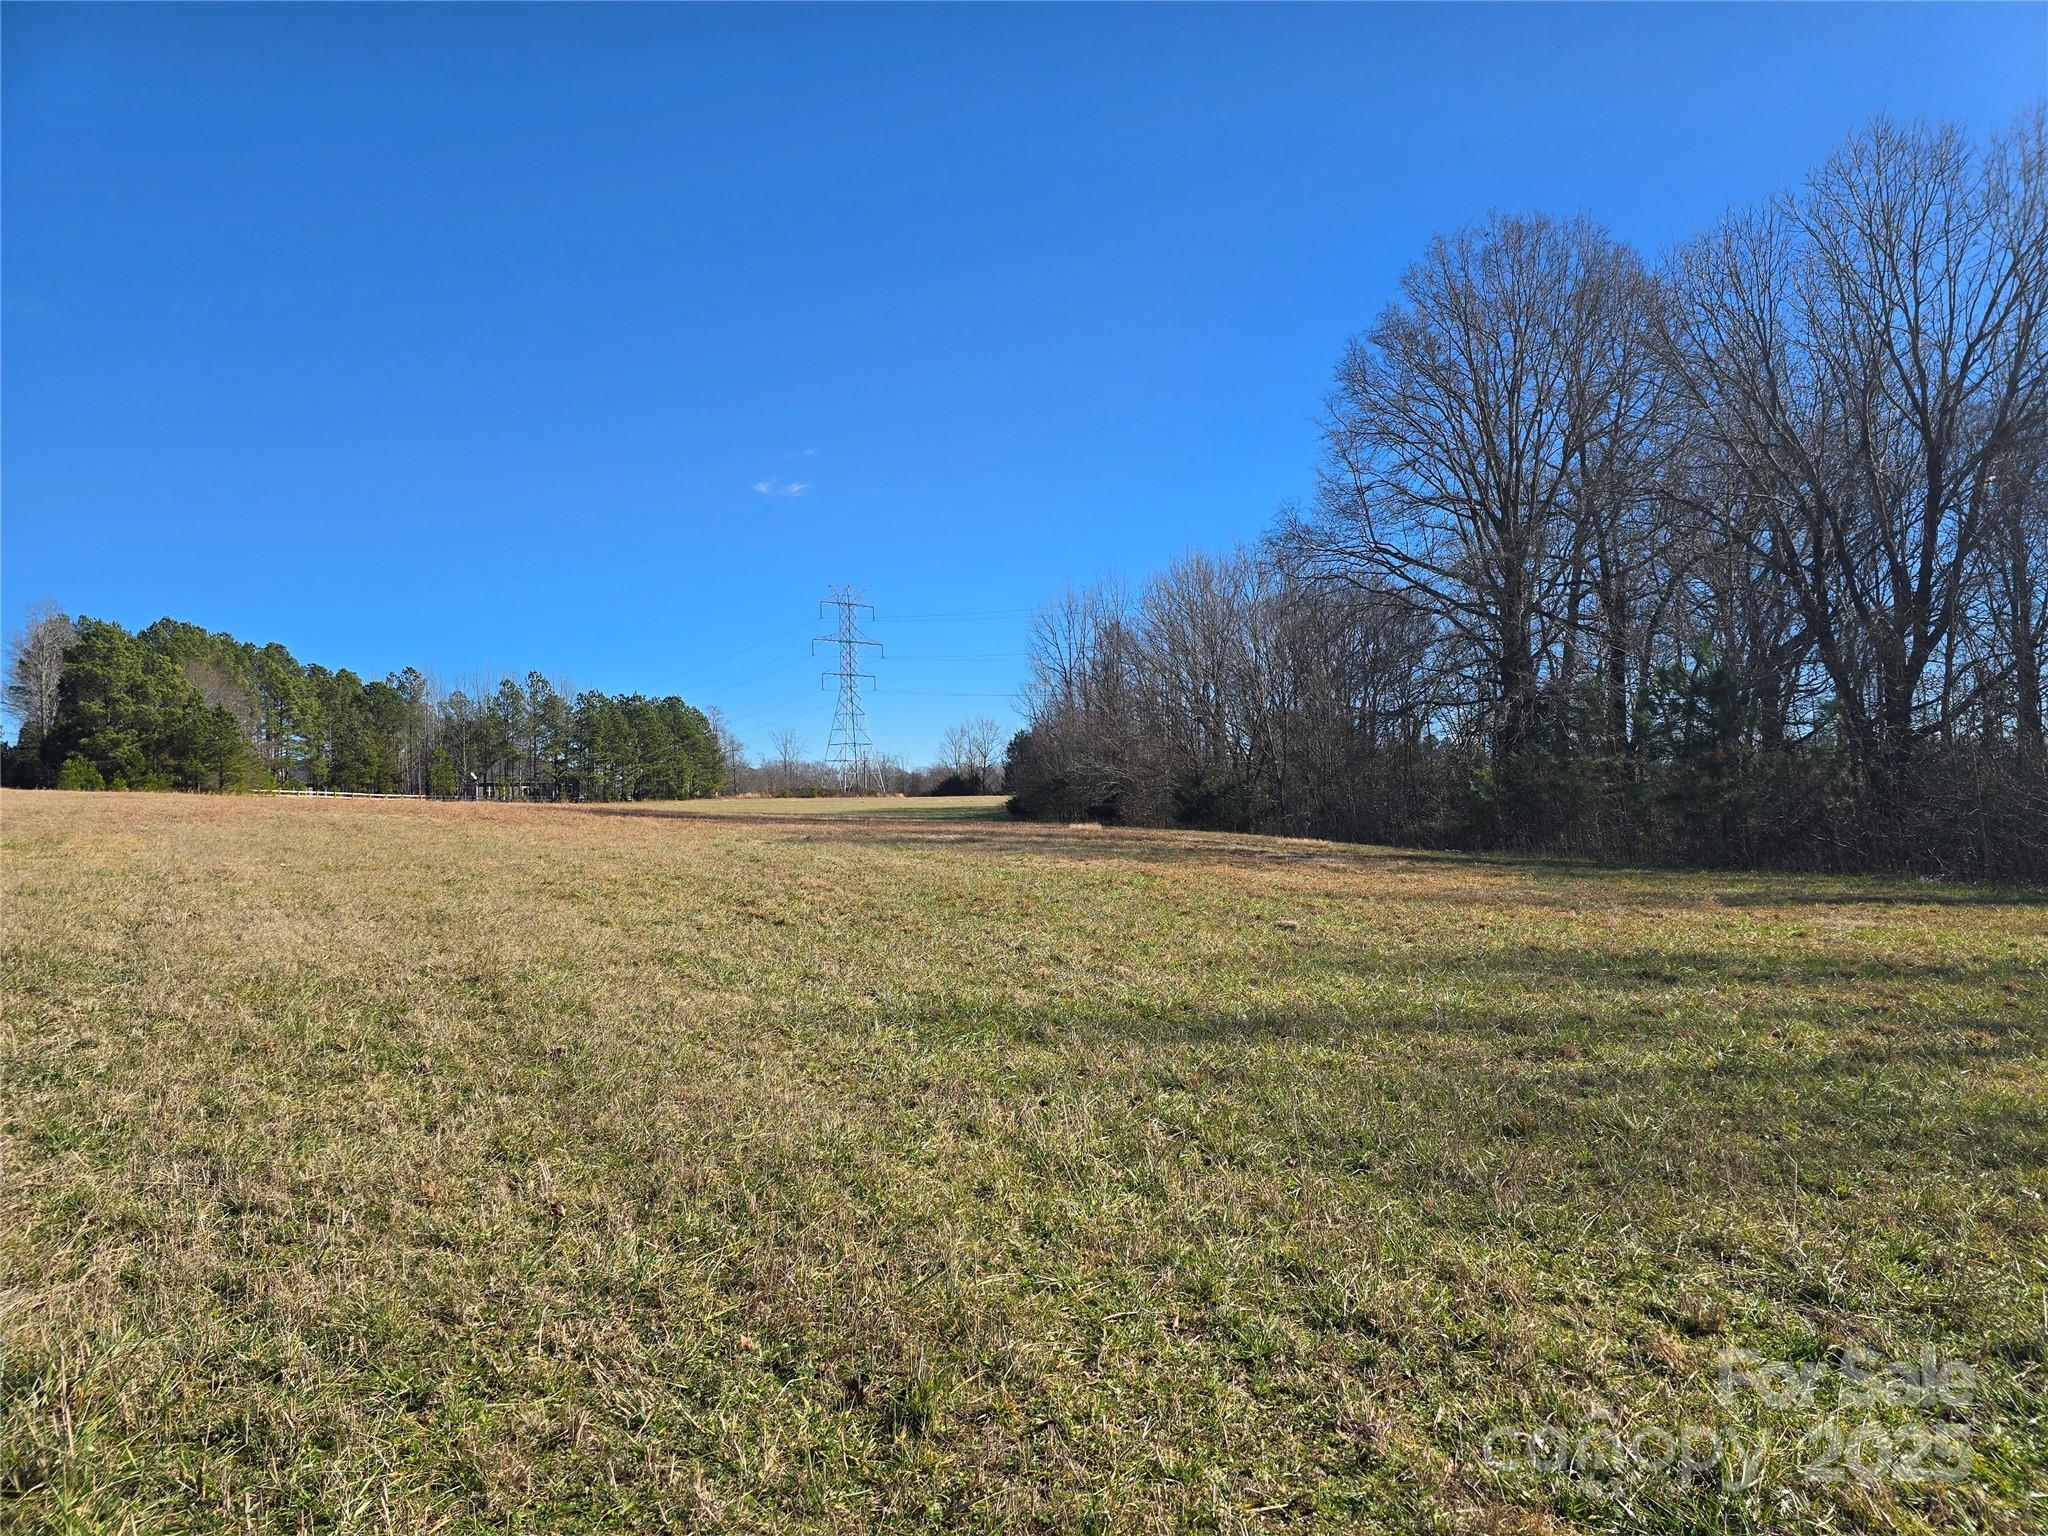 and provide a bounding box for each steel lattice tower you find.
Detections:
[815,587,884,792]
